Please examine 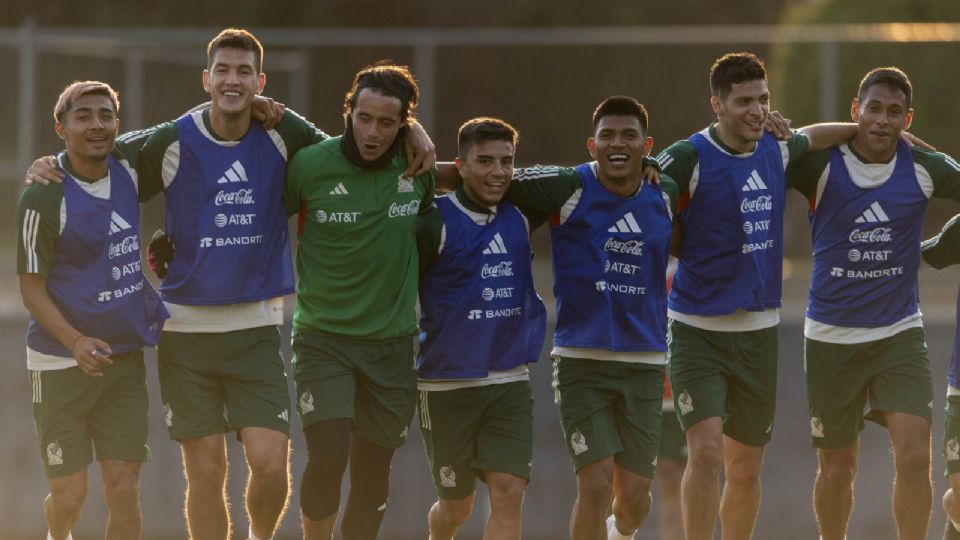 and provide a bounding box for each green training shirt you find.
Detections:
[923,213,960,269]
[285,136,436,341]
[503,164,679,226]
